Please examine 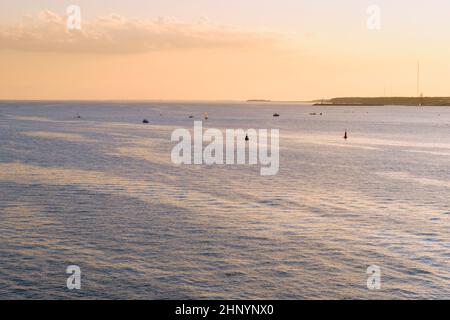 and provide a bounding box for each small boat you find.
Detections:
[204,112,209,120]
[273,113,280,117]
[344,130,348,140]
[245,134,249,142]
[143,119,149,124]
[189,115,194,119]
